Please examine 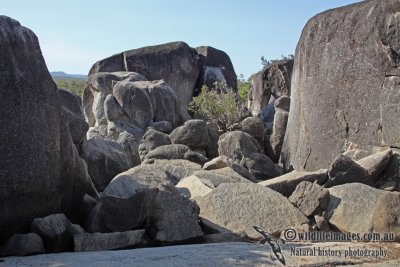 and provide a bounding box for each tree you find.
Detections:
[237,74,251,101]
